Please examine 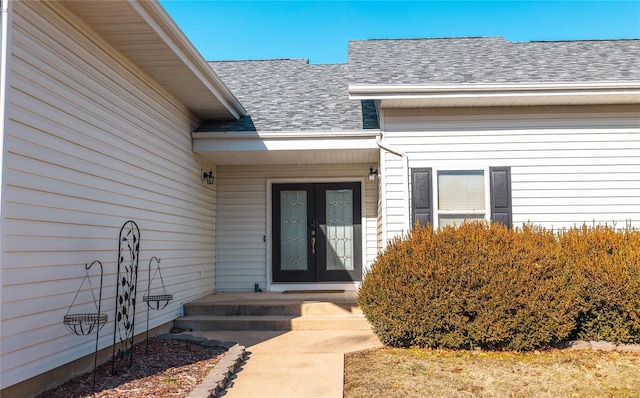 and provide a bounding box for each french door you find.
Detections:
[272,182,362,282]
